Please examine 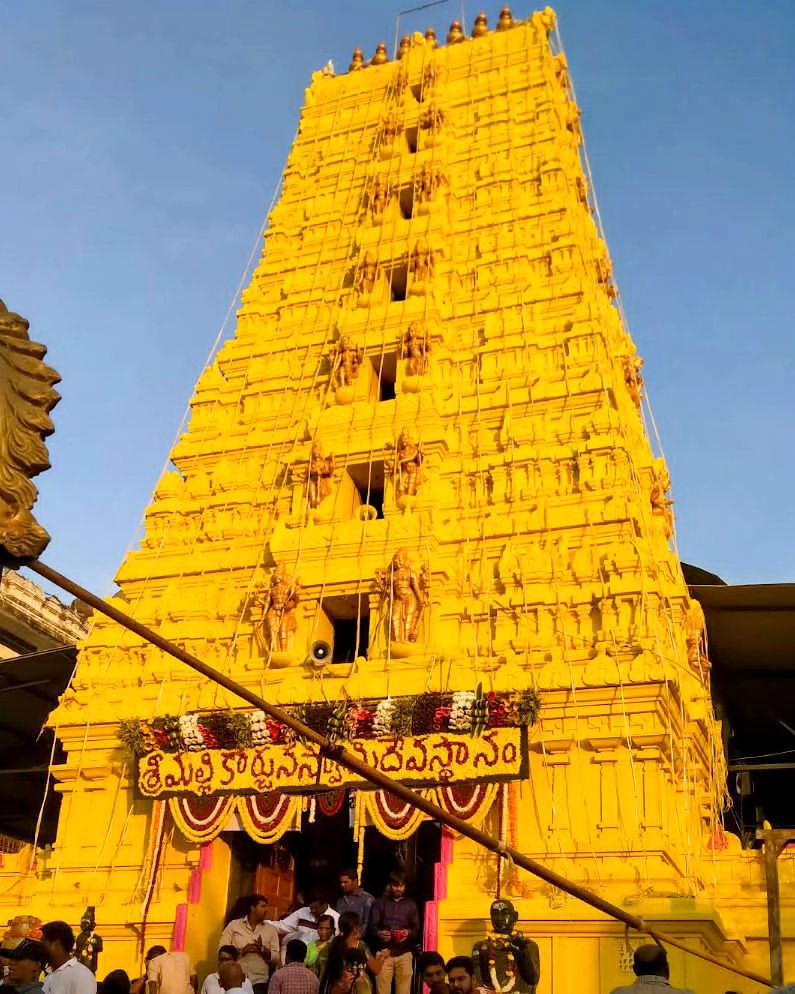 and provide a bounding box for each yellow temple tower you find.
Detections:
[2,7,790,992]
